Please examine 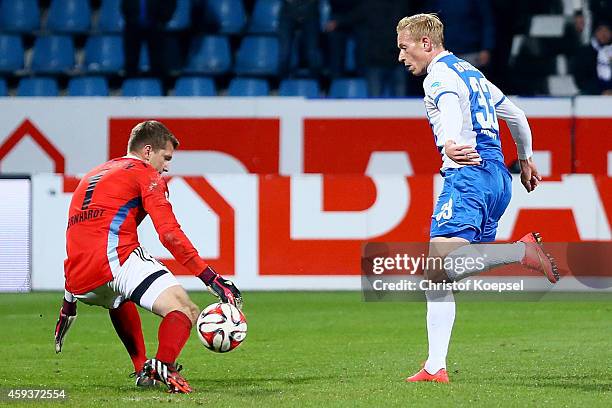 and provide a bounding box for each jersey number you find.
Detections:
[469,77,497,131]
[81,169,108,210]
